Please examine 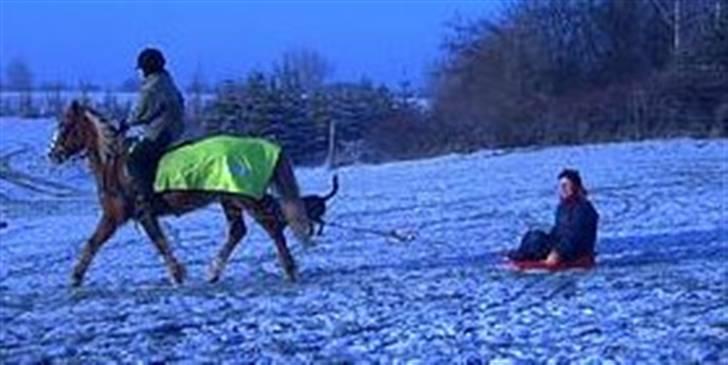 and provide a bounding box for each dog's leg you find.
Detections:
[308,222,315,237]
[316,219,325,236]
